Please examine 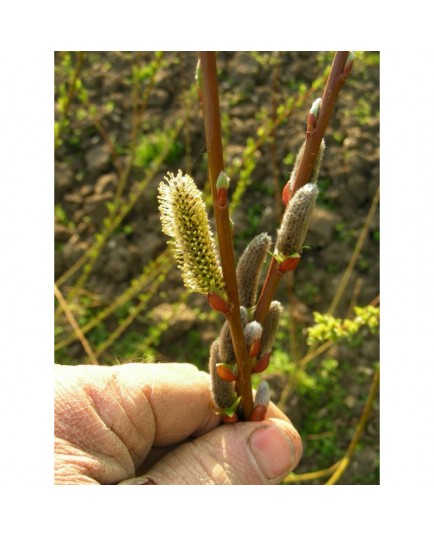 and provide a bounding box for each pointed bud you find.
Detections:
[216,171,230,190]
[255,380,271,407]
[216,362,237,382]
[249,381,270,421]
[244,321,263,358]
[251,351,271,373]
[342,51,355,78]
[275,183,319,257]
[236,233,272,308]
[207,290,230,315]
[277,253,301,273]
[216,171,230,207]
[307,98,321,133]
[282,181,291,206]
